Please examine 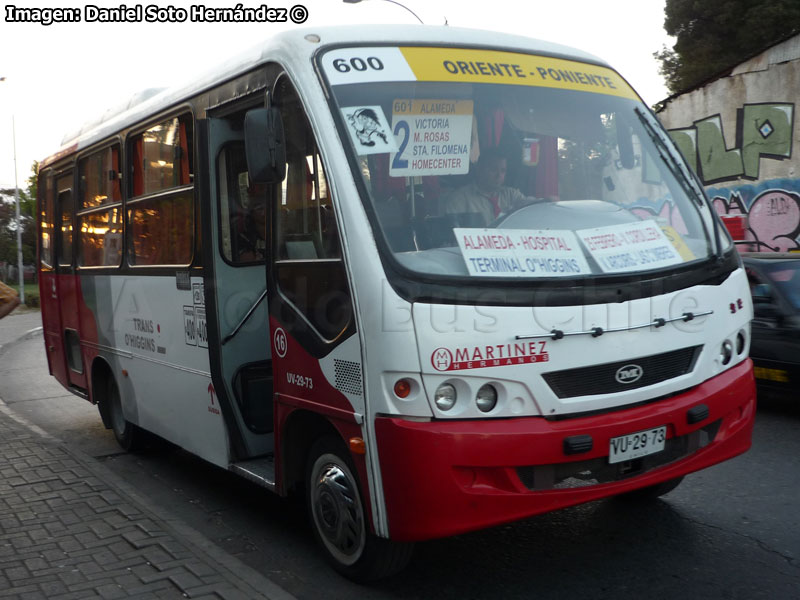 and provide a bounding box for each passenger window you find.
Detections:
[57,175,74,268]
[131,115,193,195]
[39,173,54,270]
[127,114,194,266]
[274,77,352,341]
[78,145,123,267]
[127,191,193,266]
